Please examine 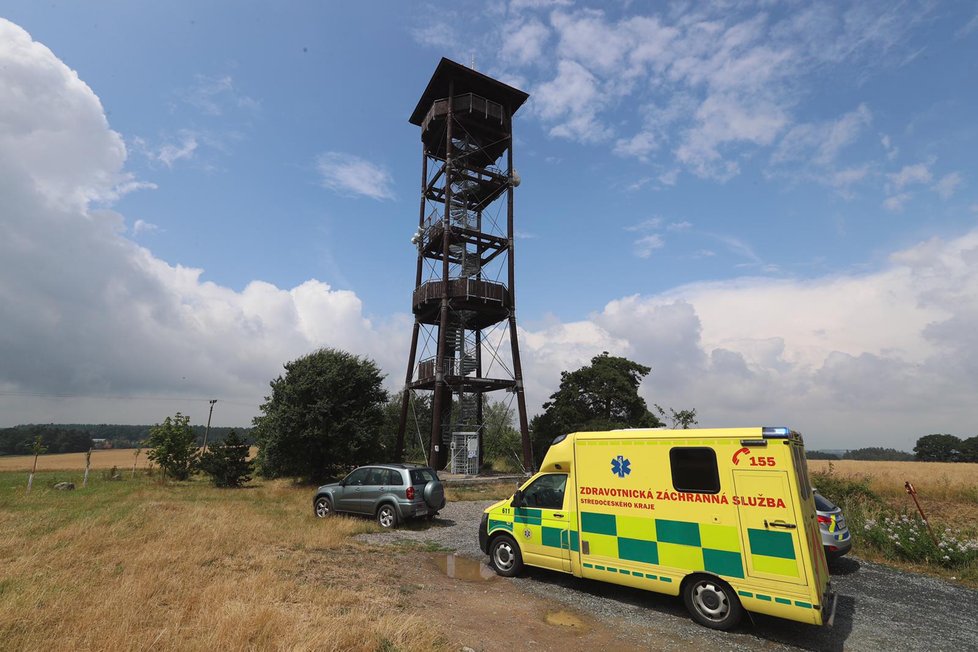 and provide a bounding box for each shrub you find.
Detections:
[146,413,198,481]
[199,430,253,488]
[810,467,881,507]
